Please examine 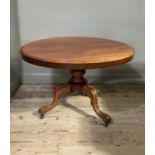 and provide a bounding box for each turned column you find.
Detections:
[38,69,112,126]
[68,70,87,93]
